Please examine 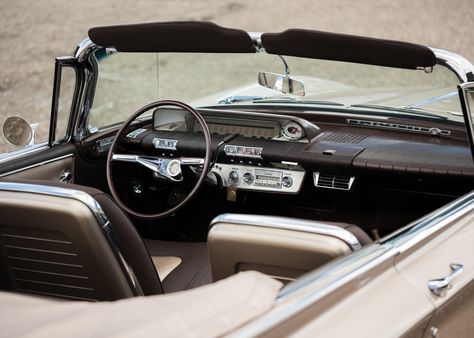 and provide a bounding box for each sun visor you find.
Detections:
[88,21,256,53]
[261,29,436,70]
